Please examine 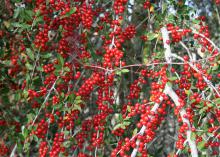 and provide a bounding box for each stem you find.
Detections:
[127,0,134,22]
[9,144,17,157]
[31,78,58,126]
